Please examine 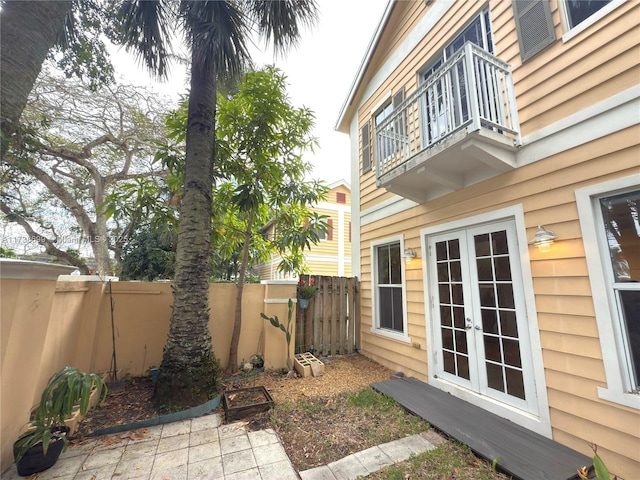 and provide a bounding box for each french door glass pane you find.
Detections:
[475,230,524,399]
[436,239,470,380]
